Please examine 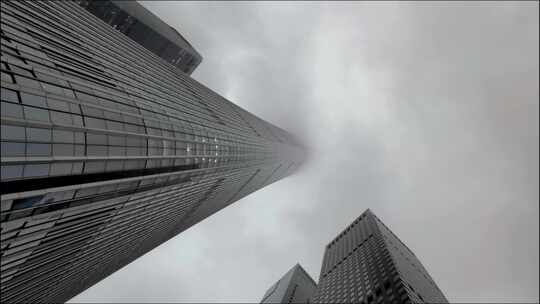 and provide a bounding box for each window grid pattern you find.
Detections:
[312,211,448,304]
[0,1,304,303]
